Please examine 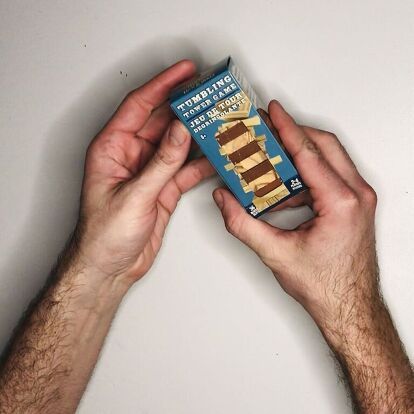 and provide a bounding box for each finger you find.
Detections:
[213,188,286,255]
[135,138,157,171]
[258,108,287,152]
[174,157,215,193]
[133,120,191,205]
[85,130,156,180]
[268,100,354,210]
[155,158,216,227]
[137,102,174,144]
[258,109,313,212]
[190,139,199,152]
[107,60,196,133]
[301,126,371,192]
